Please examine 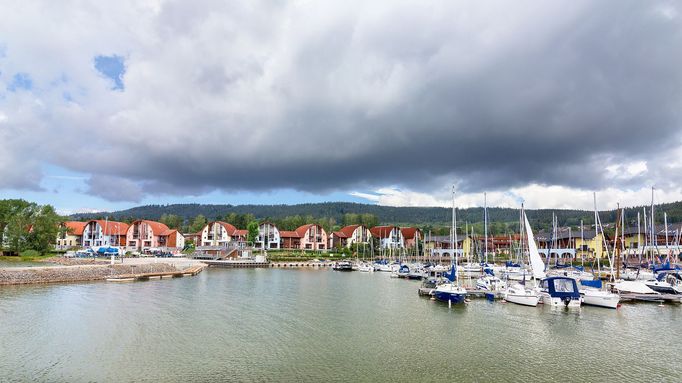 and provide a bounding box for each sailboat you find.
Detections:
[503,207,540,307]
[475,192,503,289]
[434,187,467,304]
